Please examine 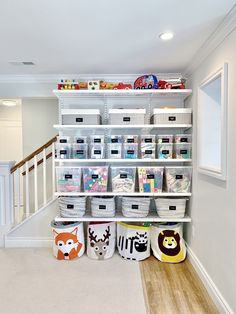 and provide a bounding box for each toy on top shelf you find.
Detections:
[88,81,100,90]
[100,81,132,90]
[134,74,158,89]
[58,80,79,90]
[113,82,132,90]
[78,82,88,90]
[158,78,186,89]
